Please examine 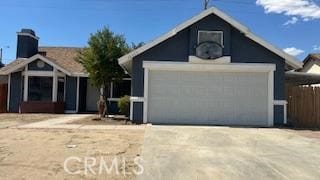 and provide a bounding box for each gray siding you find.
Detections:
[78,77,87,112]
[9,72,22,112]
[28,59,53,71]
[131,14,285,124]
[189,15,231,56]
[274,105,284,125]
[16,34,38,58]
[133,102,144,122]
[65,76,77,111]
